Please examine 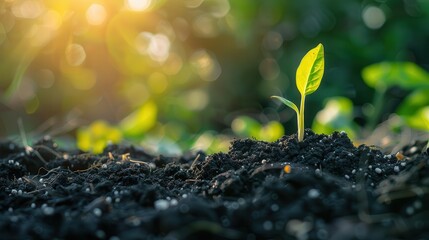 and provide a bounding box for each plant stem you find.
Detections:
[298,95,305,141]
